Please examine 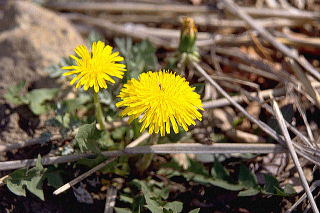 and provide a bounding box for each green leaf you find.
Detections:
[115,38,158,81]
[238,188,260,197]
[6,178,26,197]
[283,184,296,195]
[188,208,200,213]
[25,88,59,114]
[211,161,230,180]
[4,81,28,105]
[77,155,106,168]
[87,31,104,46]
[239,165,258,189]
[74,123,102,153]
[114,208,132,213]
[5,155,46,200]
[262,175,296,196]
[208,179,243,191]
[45,170,64,189]
[112,127,127,140]
[142,187,163,213]
[45,57,74,78]
[187,158,209,176]
[97,131,114,149]
[100,156,129,176]
[25,174,44,200]
[263,174,280,194]
[120,194,134,204]
[164,201,183,213]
